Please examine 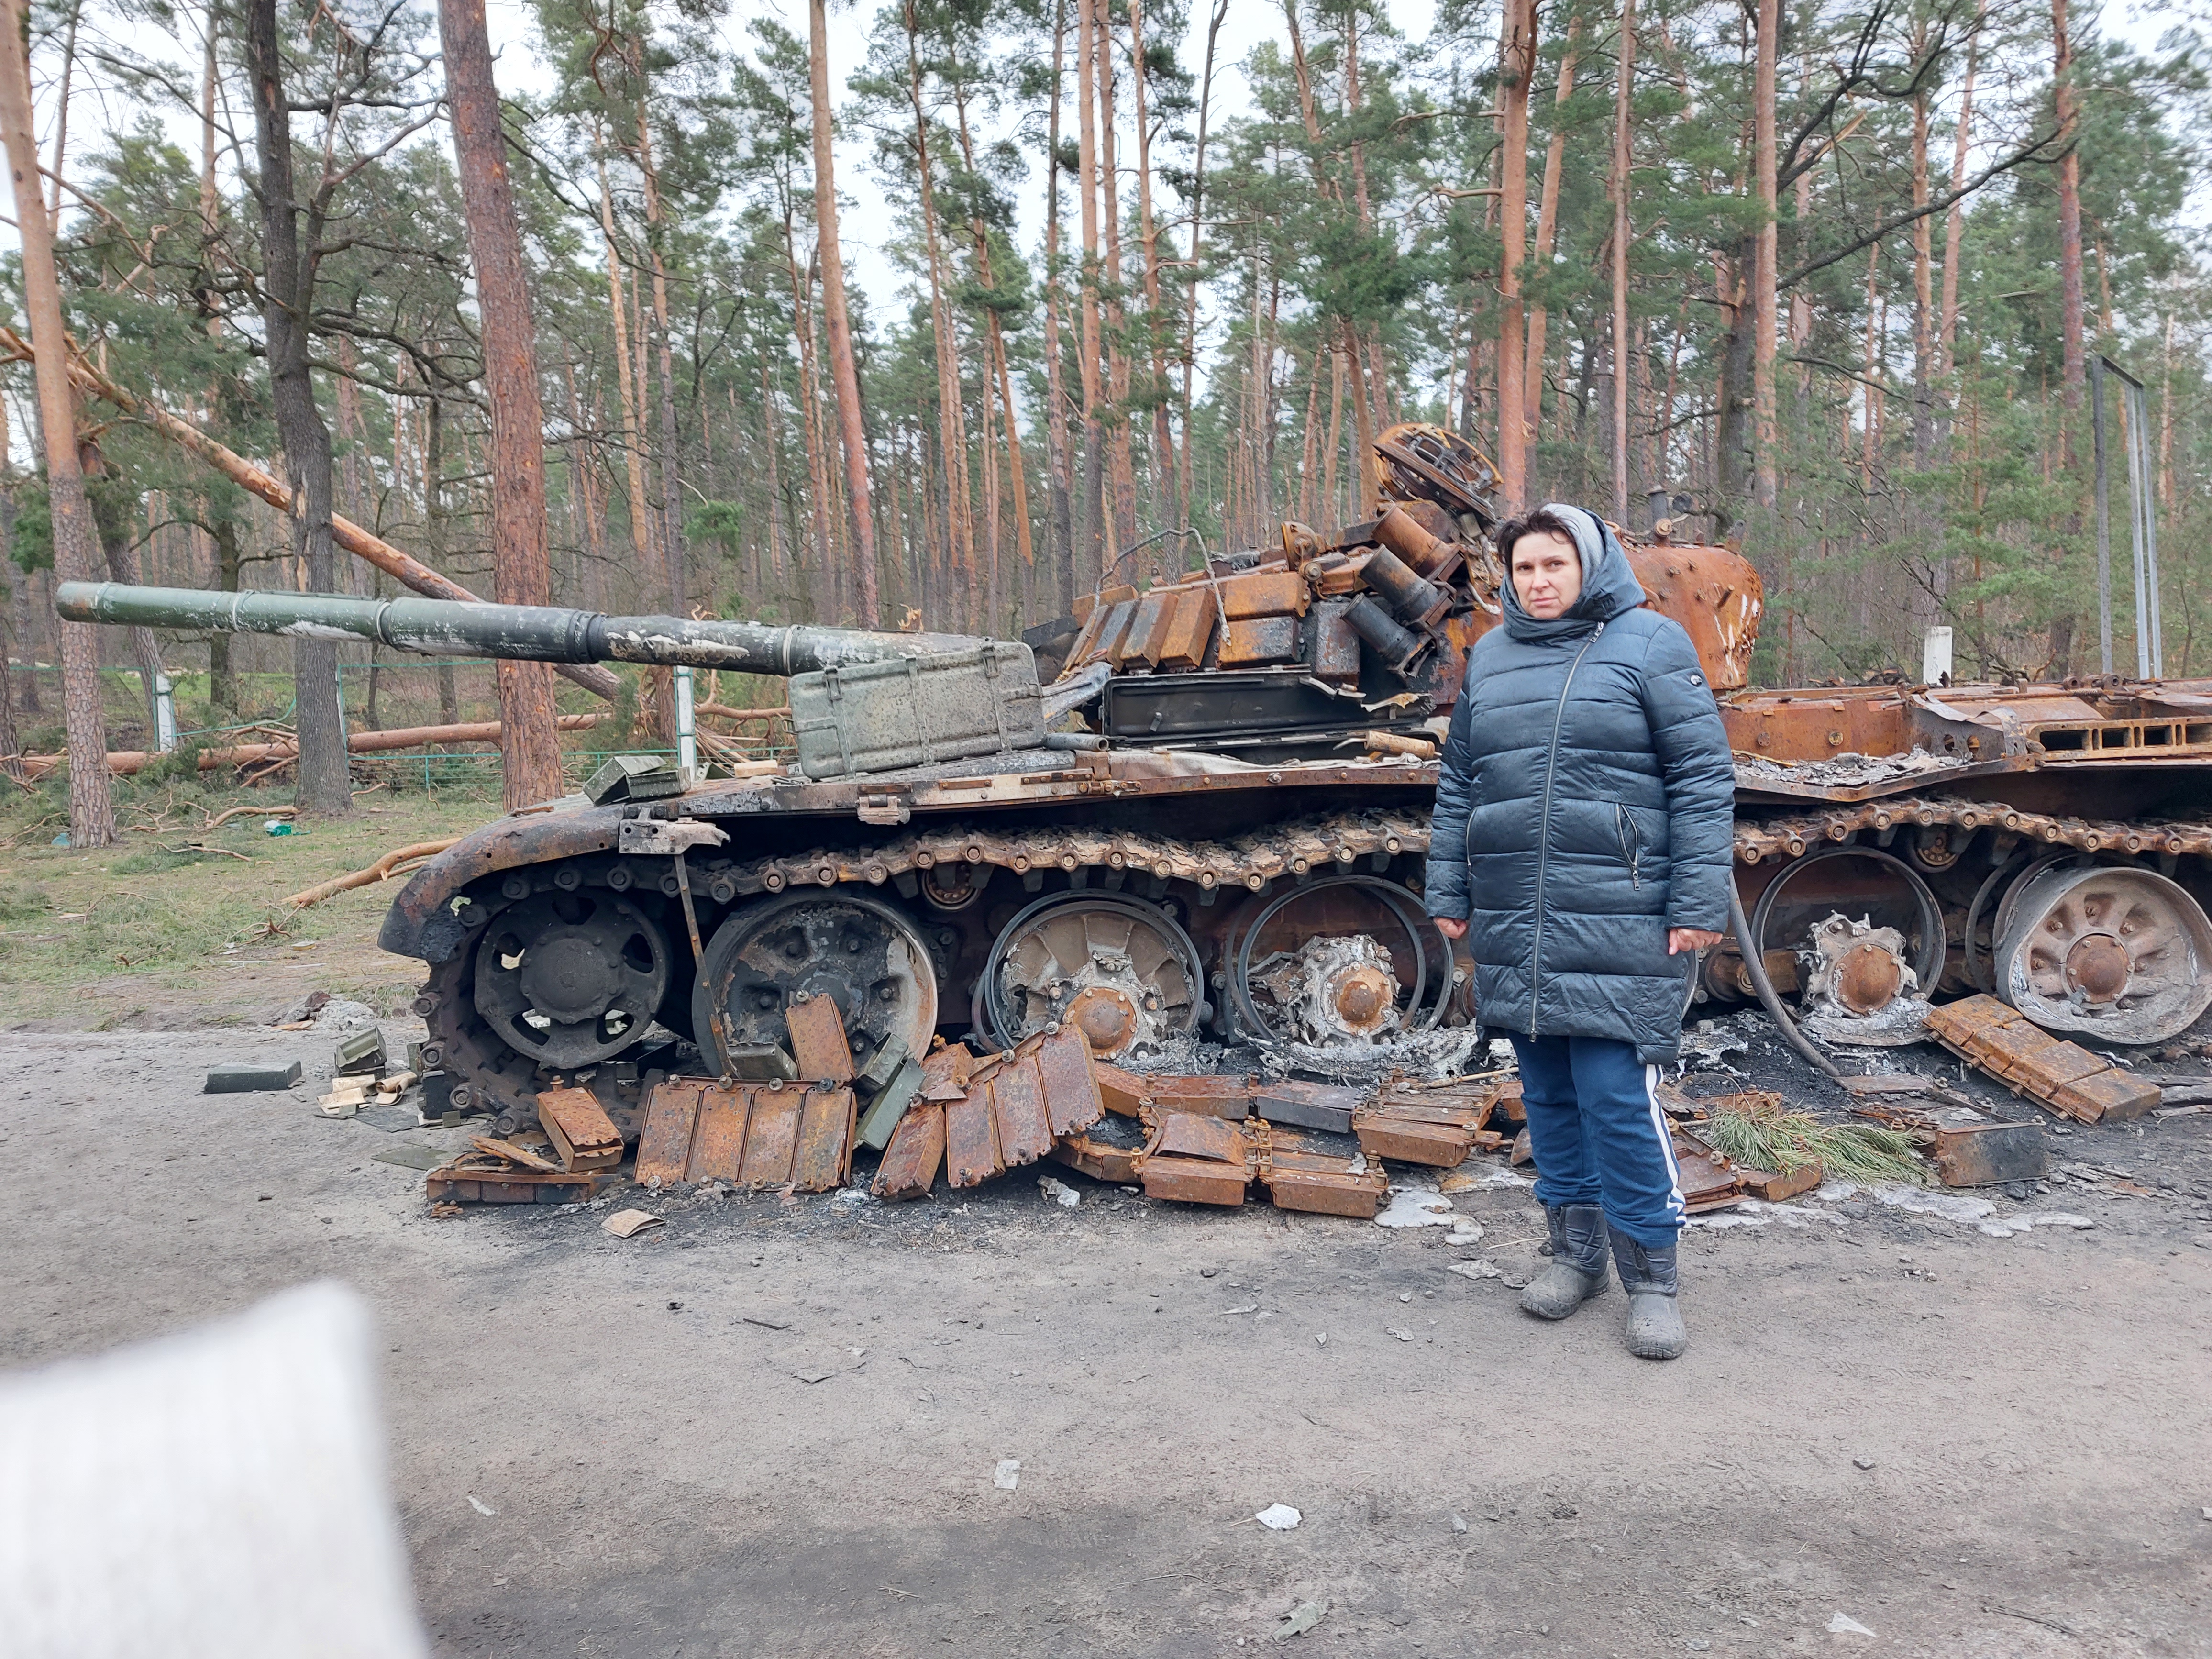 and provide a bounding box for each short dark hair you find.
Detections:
[1495,508,1581,566]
